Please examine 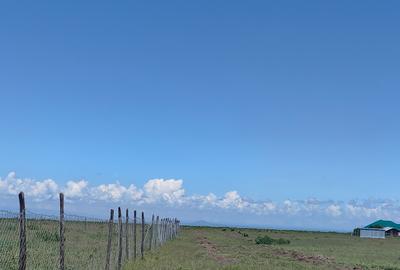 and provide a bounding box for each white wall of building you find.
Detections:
[360,229,385,239]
